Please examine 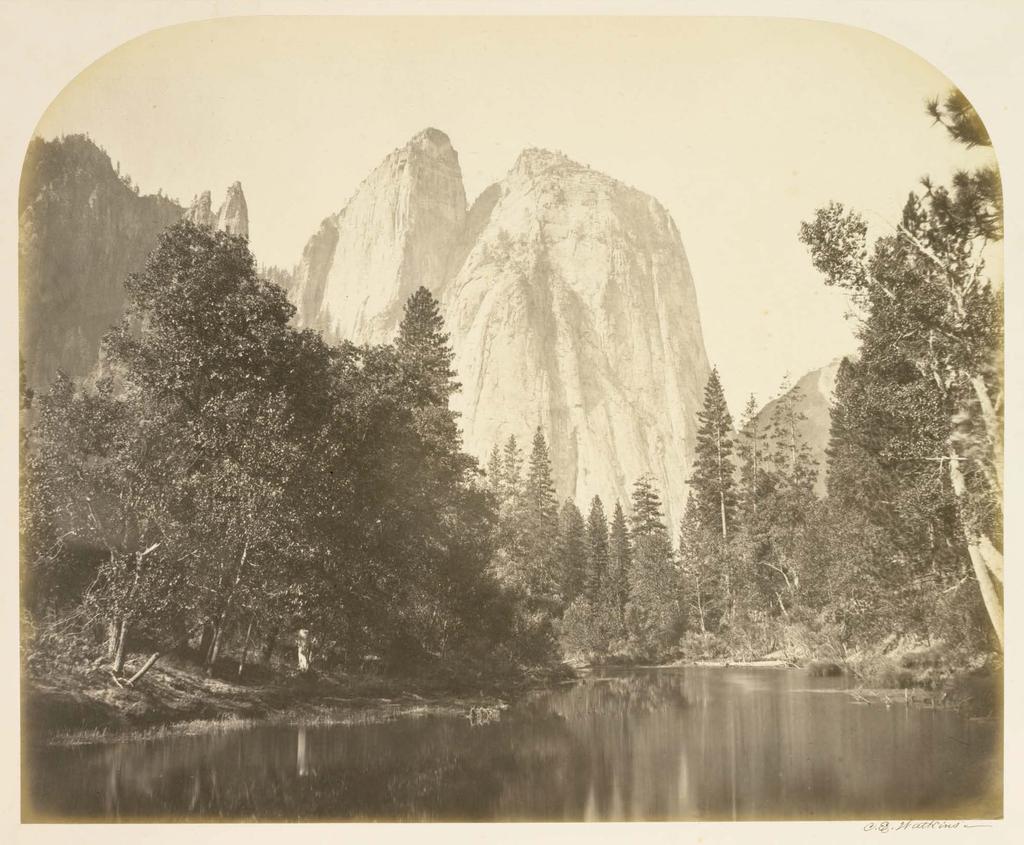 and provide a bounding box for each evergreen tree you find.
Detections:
[486,444,504,499]
[491,435,527,595]
[801,89,1003,643]
[630,474,666,538]
[738,377,819,616]
[500,435,524,504]
[521,427,561,606]
[687,368,738,539]
[678,501,728,635]
[605,501,632,639]
[737,393,772,522]
[556,499,588,605]
[766,378,818,497]
[625,476,679,655]
[396,286,459,405]
[585,495,609,604]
